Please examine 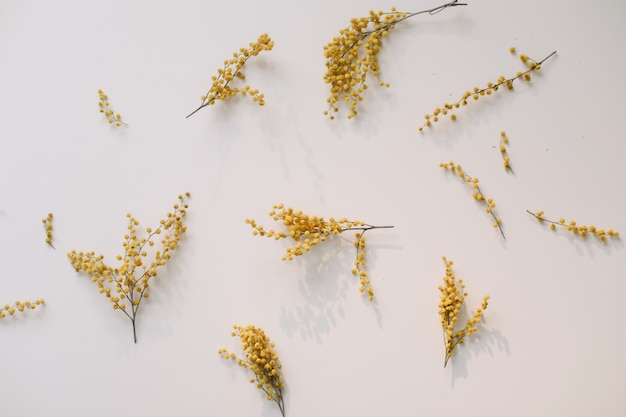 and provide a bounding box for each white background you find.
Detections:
[1,1,625,416]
